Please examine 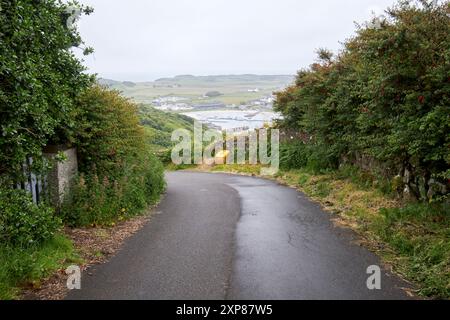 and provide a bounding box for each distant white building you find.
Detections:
[154,102,192,111]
